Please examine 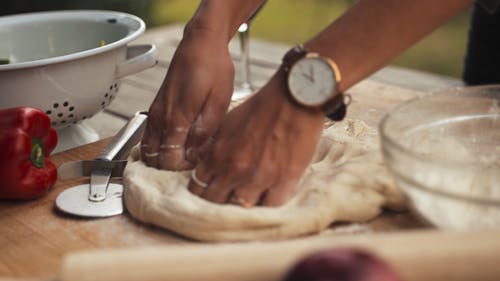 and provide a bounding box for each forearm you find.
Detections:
[304,0,473,92]
[185,0,266,42]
